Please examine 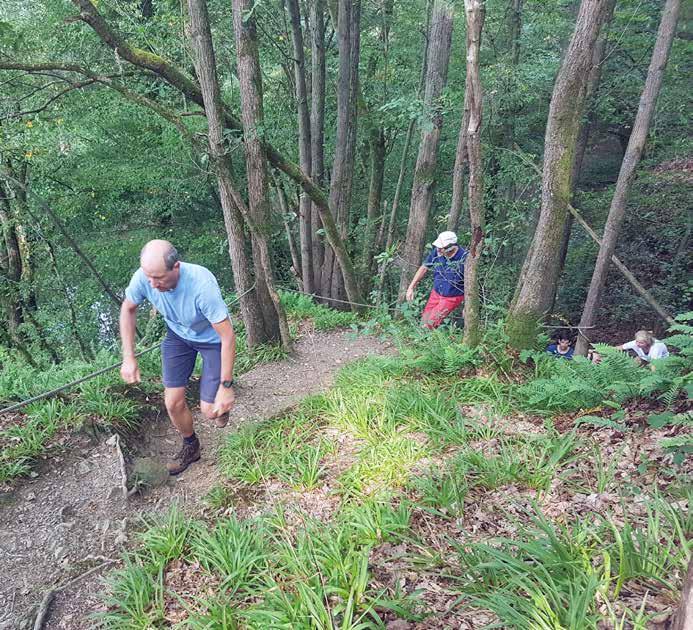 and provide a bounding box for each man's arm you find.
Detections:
[406,265,429,302]
[119,299,141,383]
[211,318,236,415]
